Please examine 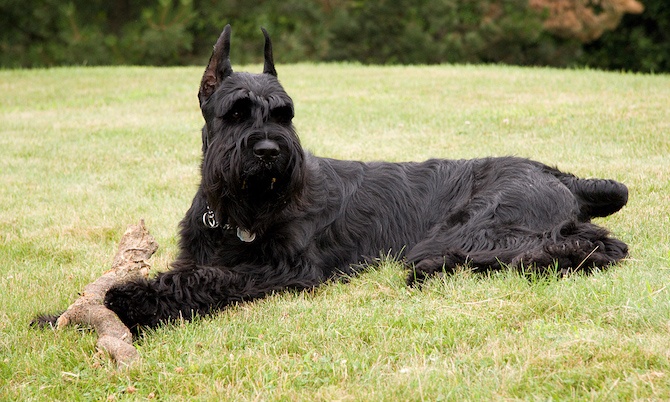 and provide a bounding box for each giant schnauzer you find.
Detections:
[36,25,628,331]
